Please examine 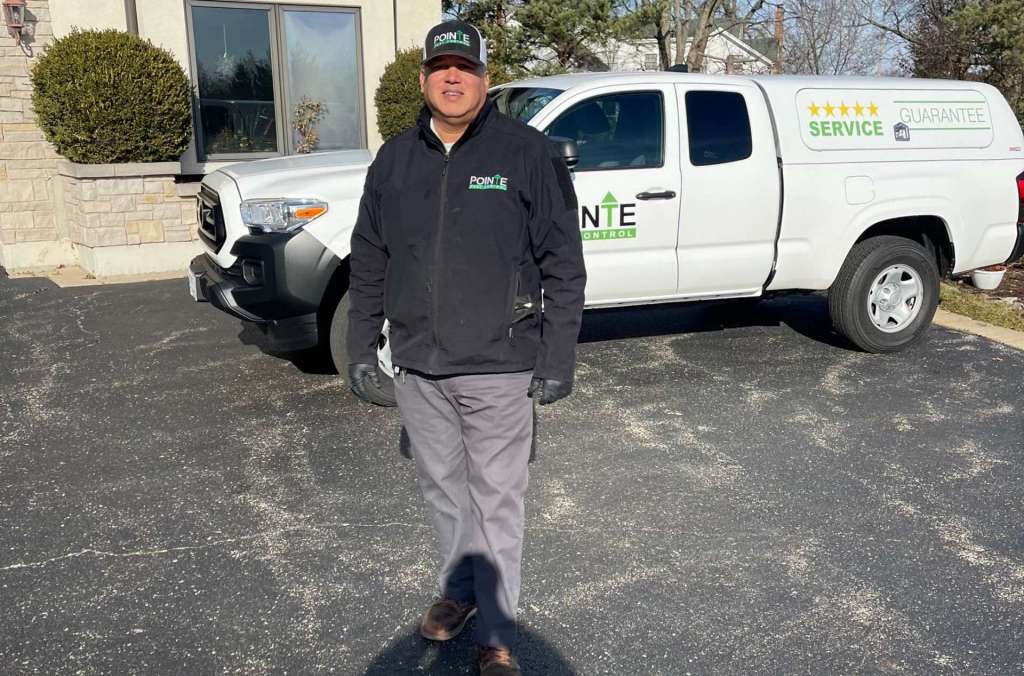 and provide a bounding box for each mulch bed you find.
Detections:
[949,261,1024,306]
